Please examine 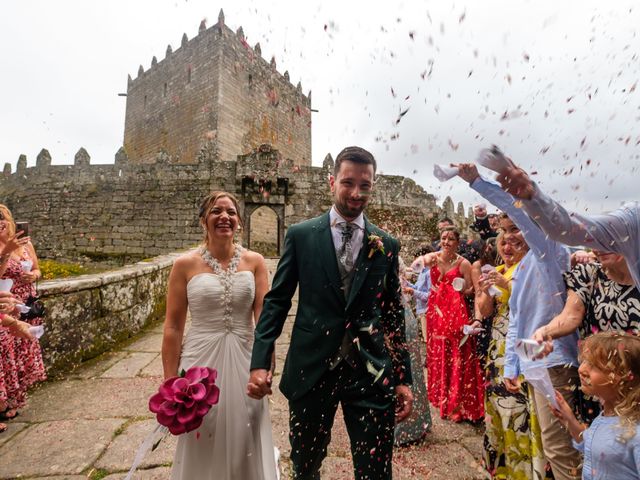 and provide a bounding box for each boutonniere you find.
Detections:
[367,234,385,258]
